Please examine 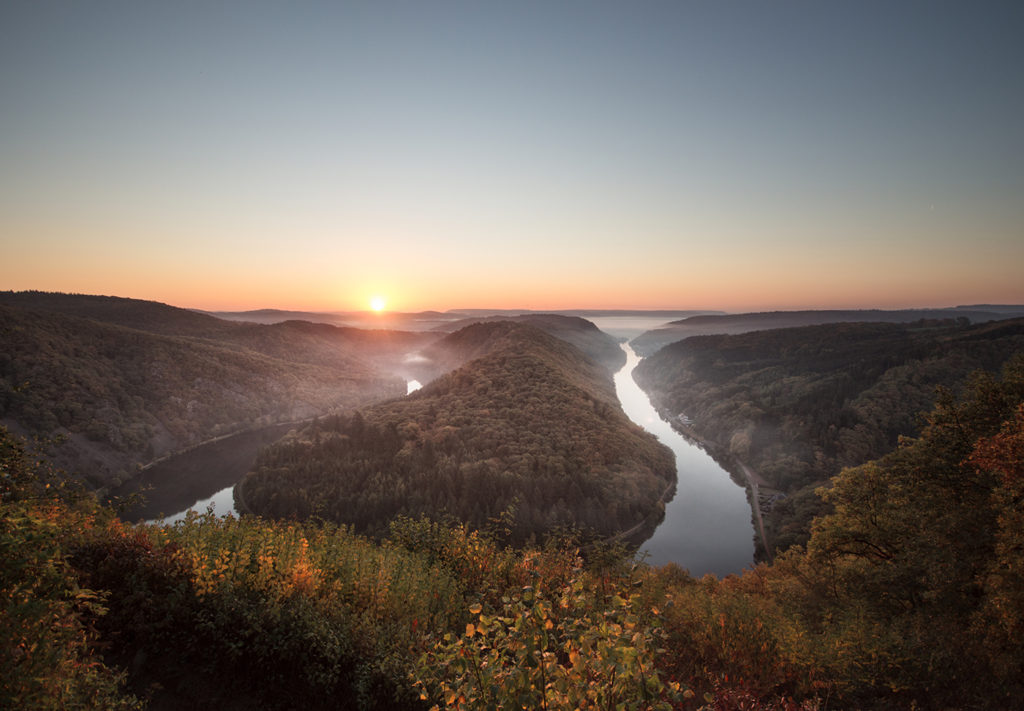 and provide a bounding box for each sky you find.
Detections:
[2,1,1023,313]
